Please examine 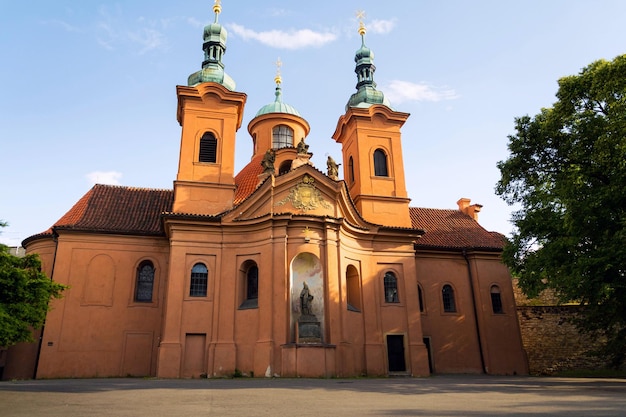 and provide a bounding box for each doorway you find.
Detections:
[423,337,434,373]
[183,333,206,378]
[386,335,406,372]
